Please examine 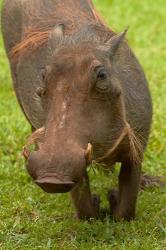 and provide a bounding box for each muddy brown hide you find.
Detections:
[1,0,152,220]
